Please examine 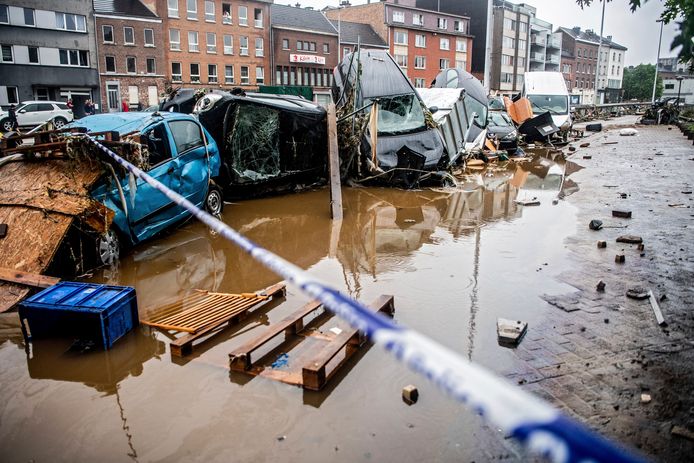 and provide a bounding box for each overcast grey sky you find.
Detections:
[282,0,681,67]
